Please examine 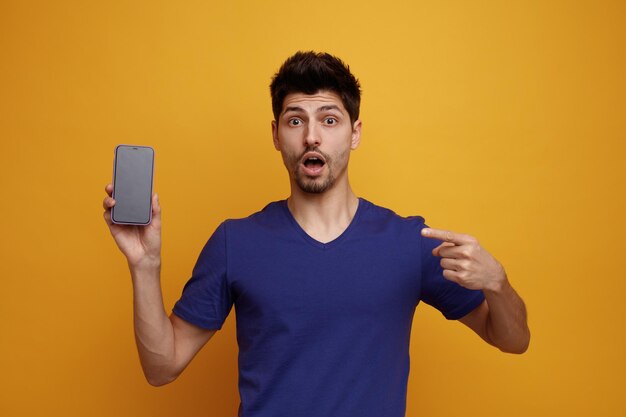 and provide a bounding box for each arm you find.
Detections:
[103,184,216,386]
[130,264,217,386]
[459,281,529,354]
[421,227,530,354]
